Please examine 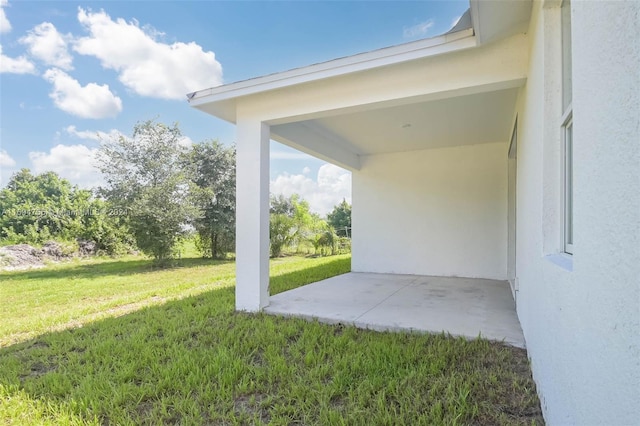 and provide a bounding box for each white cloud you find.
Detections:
[0,149,17,186]
[74,8,223,100]
[177,135,193,148]
[66,124,191,149]
[43,68,122,118]
[20,22,73,70]
[0,149,16,167]
[0,45,36,74]
[65,125,123,142]
[403,19,435,39]
[270,164,351,216]
[29,144,102,188]
[0,0,11,34]
[302,166,311,175]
